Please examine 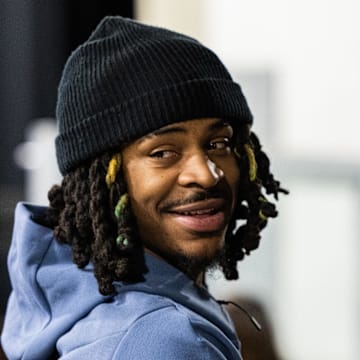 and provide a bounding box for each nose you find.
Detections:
[178,153,224,188]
